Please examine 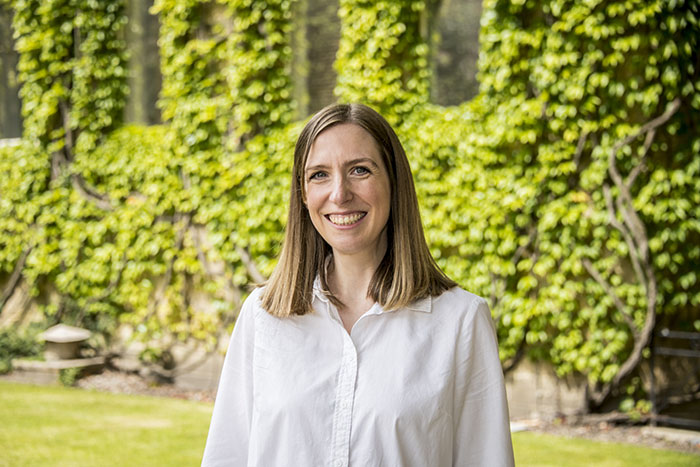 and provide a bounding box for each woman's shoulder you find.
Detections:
[239,286,263,307]
[431,286,491,321]
[246,285,266,302]
[238,286,268,319]
[433,285,488,306]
